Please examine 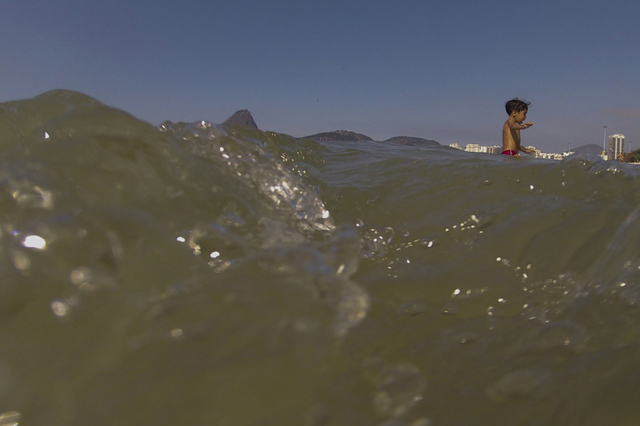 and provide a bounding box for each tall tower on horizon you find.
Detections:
[608,134,625,161]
